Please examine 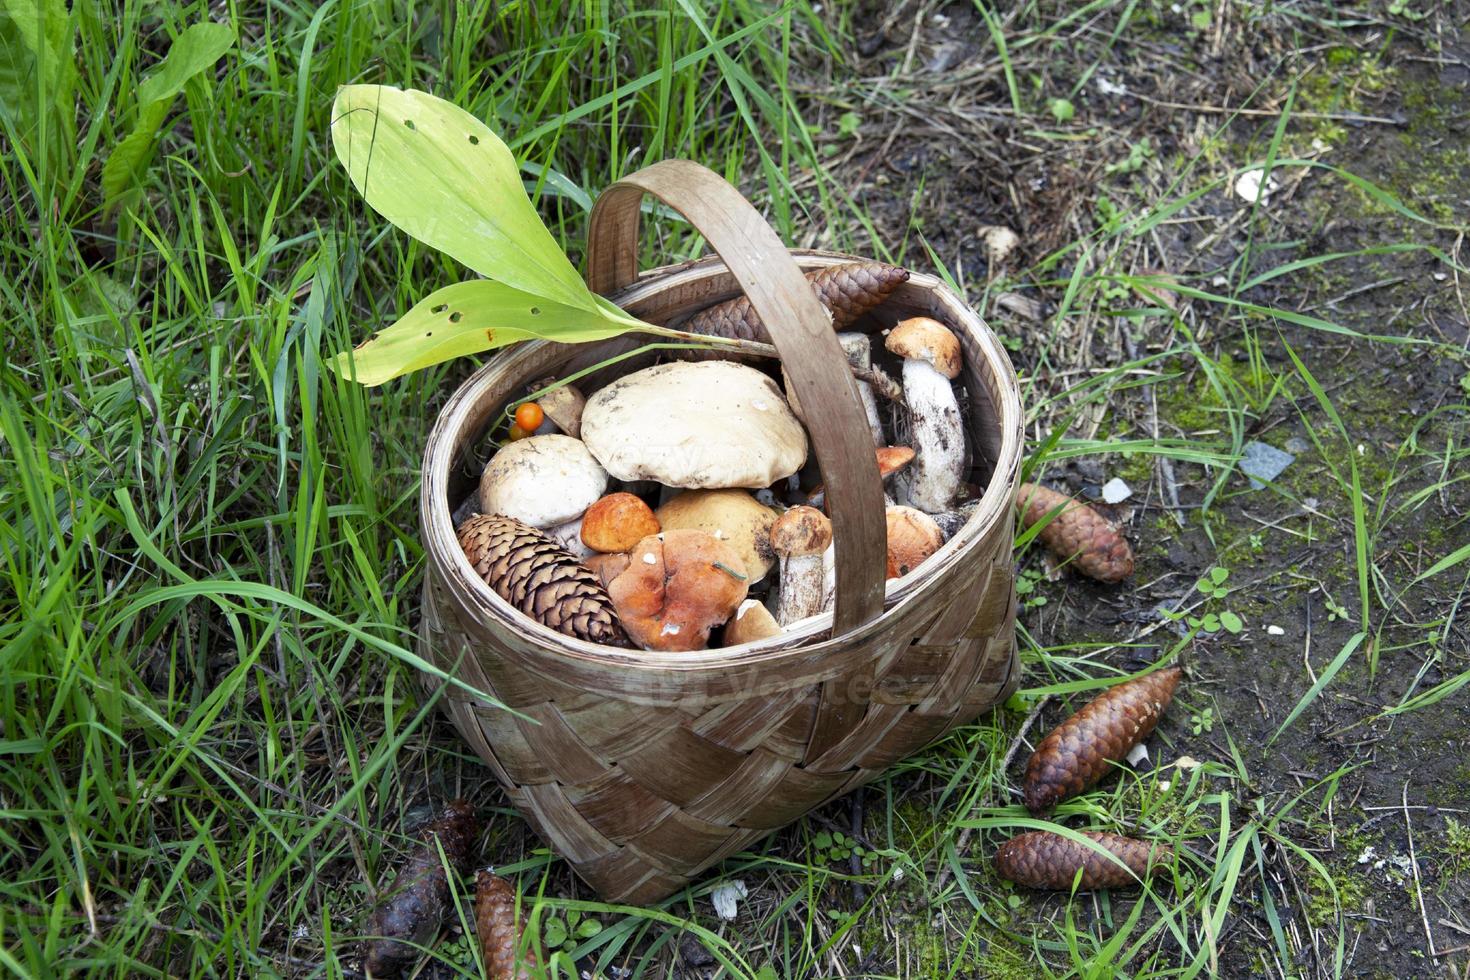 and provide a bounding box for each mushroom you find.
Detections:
[783,333,885,446]
[770,506,834,625]
[547,517,594,559]
[479,434,607,529]
[535,383,585,438]
[655,489,779,584]
[885,317,965,513]
[932,498,982,541]
[886,505,944,579]
[723,599,782,646]
[606,530,750,651]
[581,361,807,489]
[584,552,631,590]
[806,445,916,511]
[581,492,661,553]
